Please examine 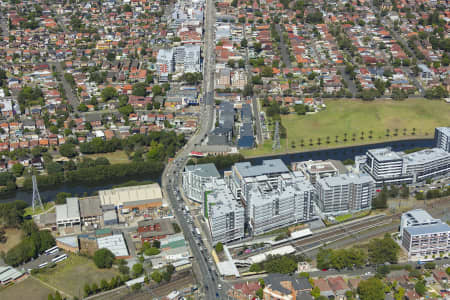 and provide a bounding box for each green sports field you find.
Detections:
[242,99,450,157]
